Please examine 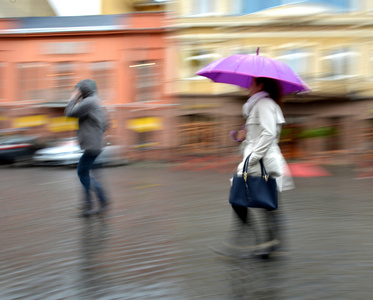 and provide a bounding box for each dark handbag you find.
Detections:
[229,154,278,210]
